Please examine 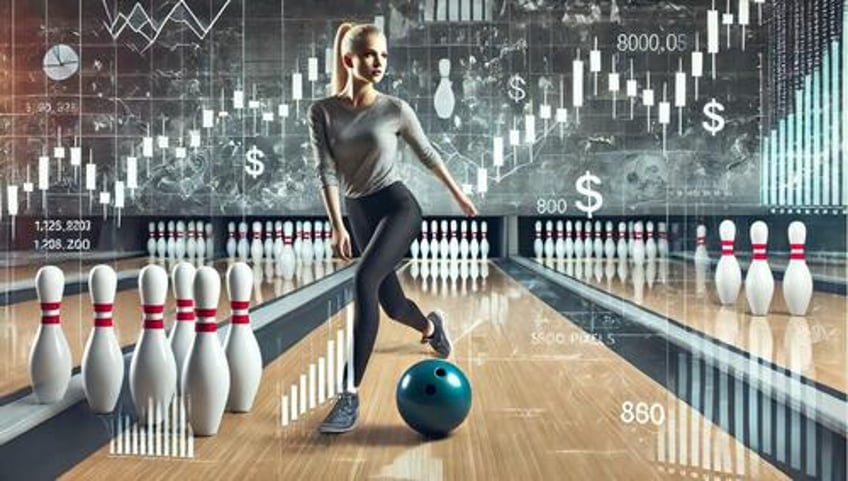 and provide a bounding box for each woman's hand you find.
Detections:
[454,191,478,217]
[333,227,353,261]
